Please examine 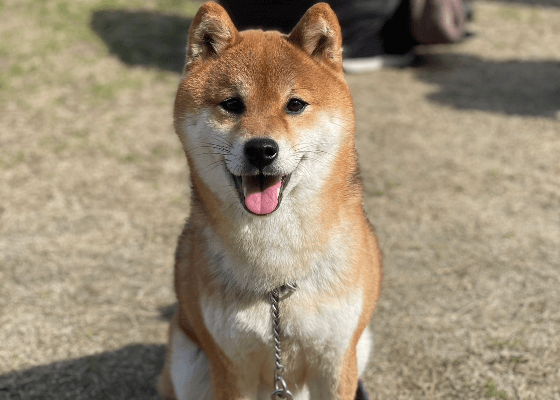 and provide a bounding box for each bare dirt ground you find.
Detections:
[0,0,559,399]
